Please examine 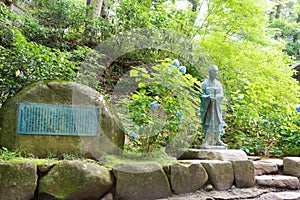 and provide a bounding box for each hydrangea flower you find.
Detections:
[221,121,227,128]
[178,66,186,74]
[130,133,136,140]
[220,129,225,135]
[263,119,269,126]
[296,105,300,112]
[150,101,159,110]
[176,111,183,119]
[173,59,180,67]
